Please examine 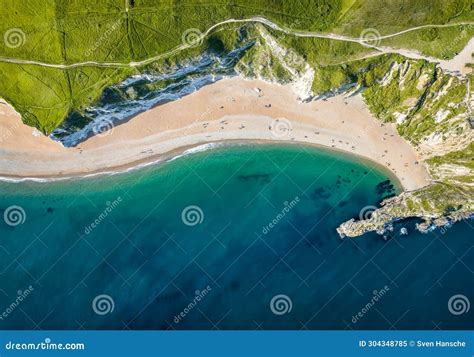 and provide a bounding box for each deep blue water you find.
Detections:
[0,144,472,329]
